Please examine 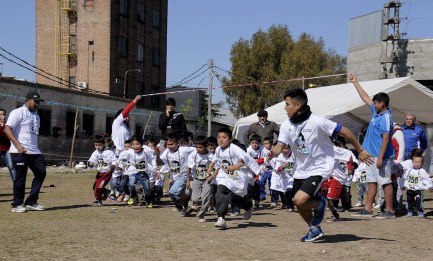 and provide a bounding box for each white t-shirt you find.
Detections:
[268,153,294,192]
[332,146,358,185]
[160,146,195,180]
[88,149,117,173]
[118,147,154,176]
[277,114,337,180]
[246,145,268,160]
[187,151,213,180]
[401,168,433,190]
[6,105,41,154]
[111,114,131,153]
[212,143,253,196]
